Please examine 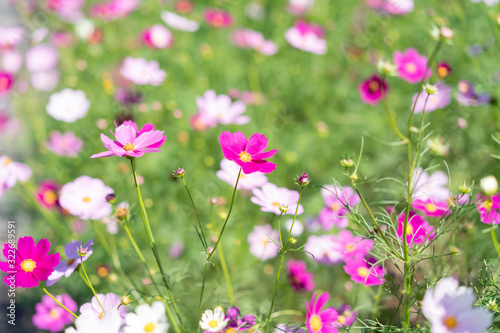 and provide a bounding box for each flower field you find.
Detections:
[1,0,500,332]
